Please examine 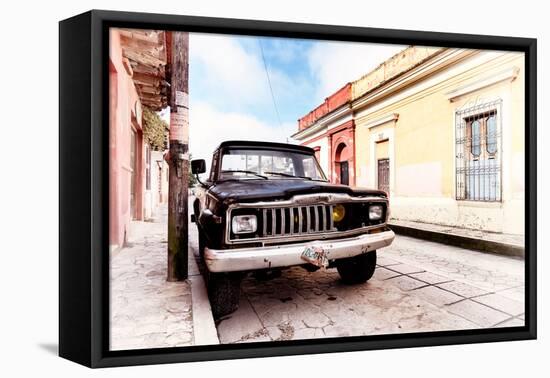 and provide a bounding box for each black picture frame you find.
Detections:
[59,9,537,368]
